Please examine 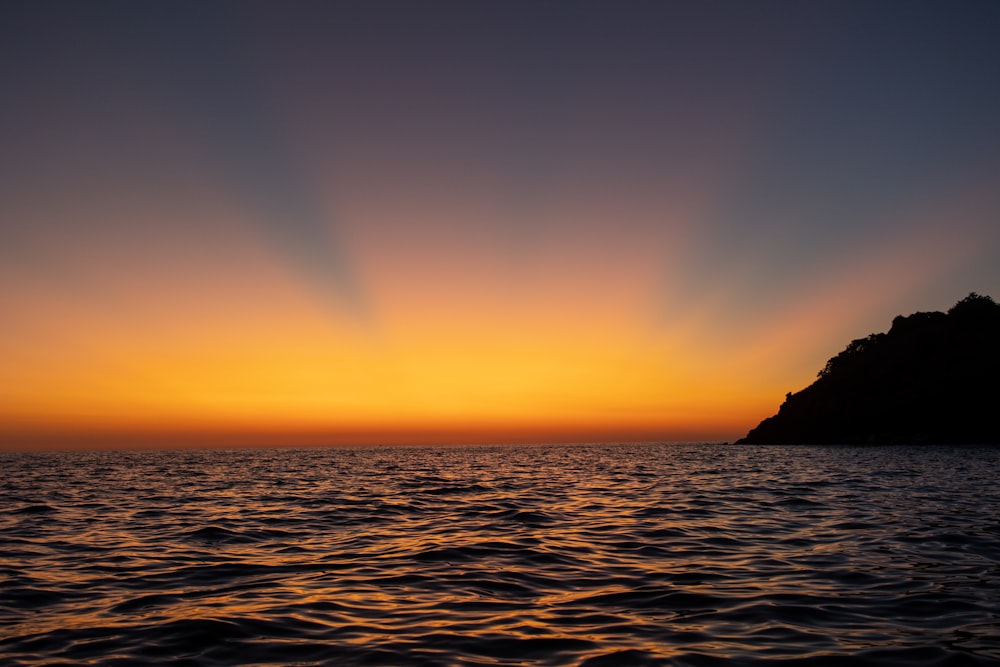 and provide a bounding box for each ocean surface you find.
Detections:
[2,443,998,666]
